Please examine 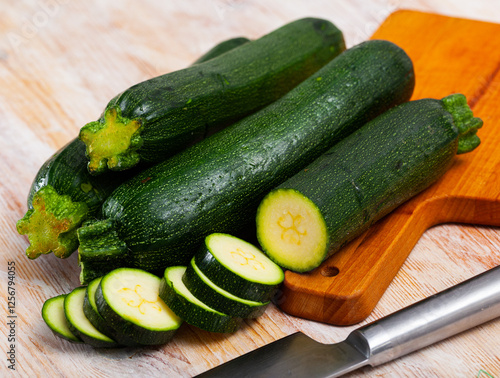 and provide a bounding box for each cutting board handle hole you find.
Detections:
[321,266,339,277]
